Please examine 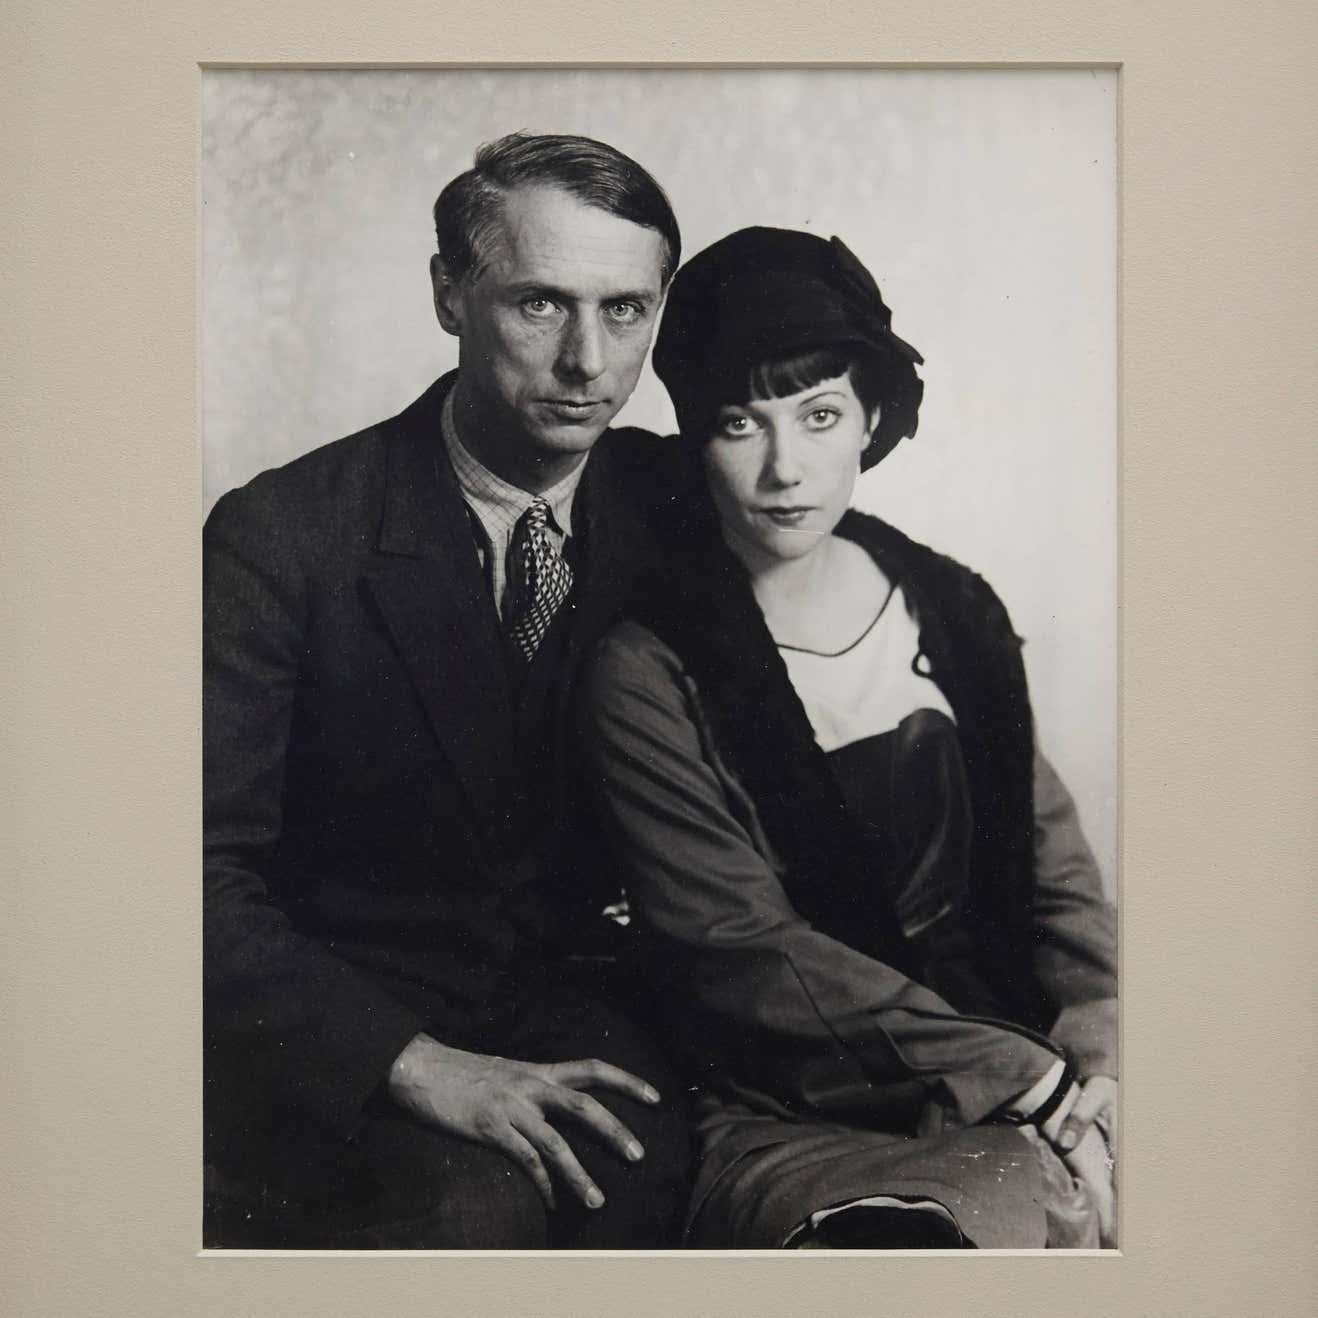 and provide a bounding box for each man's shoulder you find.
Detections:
[591,425,692,529]
[204,377,449,546]
[595,424,679,470]
[218,422,387,506]
[203,422,390,557]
